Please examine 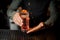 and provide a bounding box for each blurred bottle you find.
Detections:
[20,9,30,32]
